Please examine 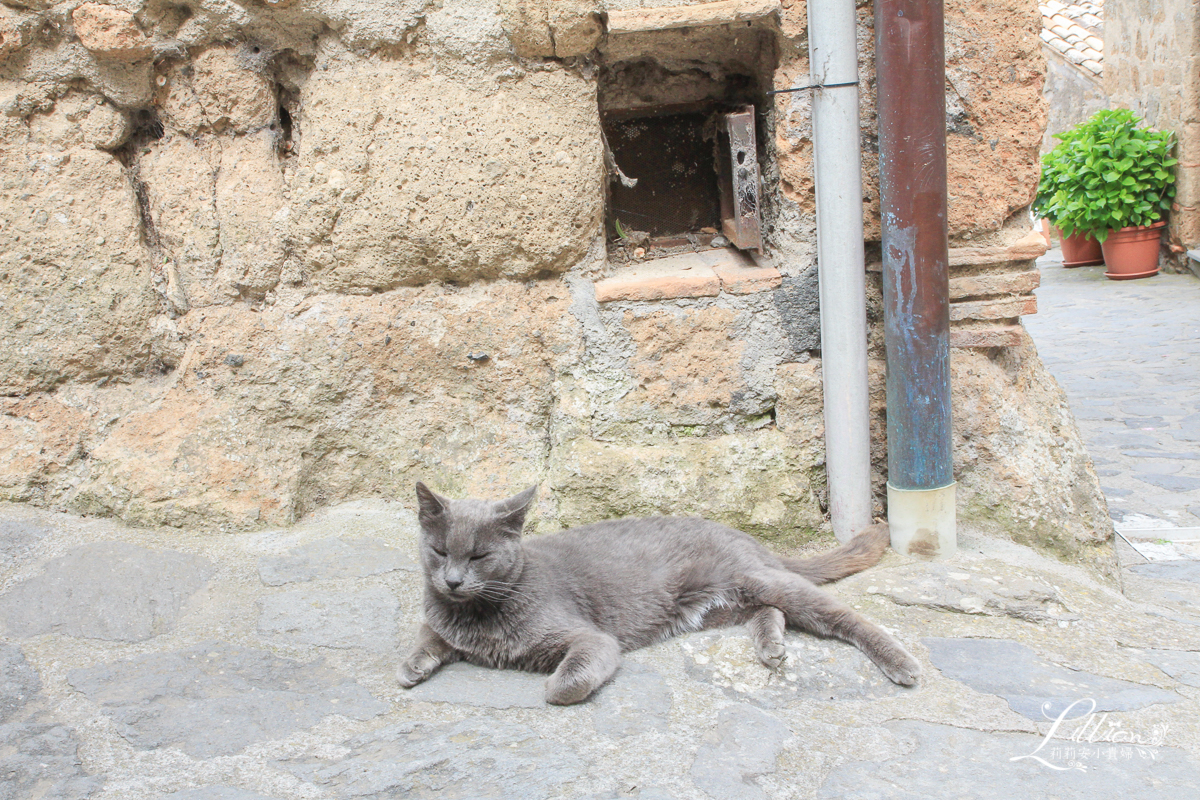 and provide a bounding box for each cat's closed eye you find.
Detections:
[469,552,489,561]
[430,546,447,557]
